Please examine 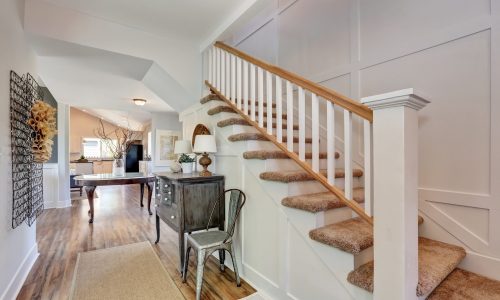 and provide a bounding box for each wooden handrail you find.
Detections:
[214,41,373,122]
[205,80,373,225]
